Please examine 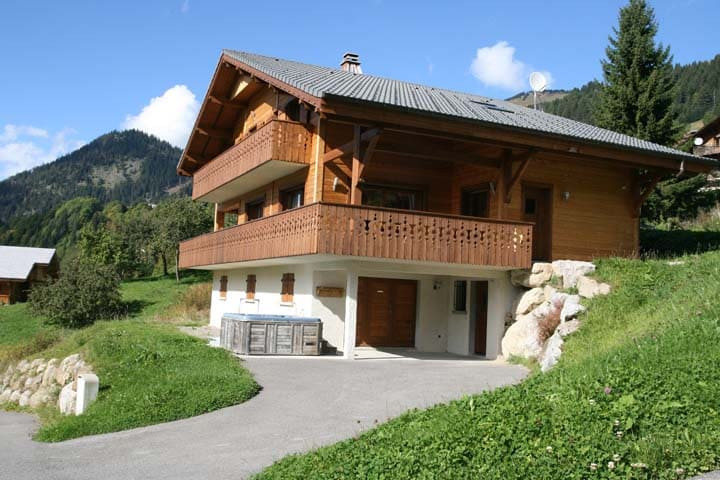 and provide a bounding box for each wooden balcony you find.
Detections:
[694,144,720,158]
[192,120,313,202]
[179,203,533,270]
